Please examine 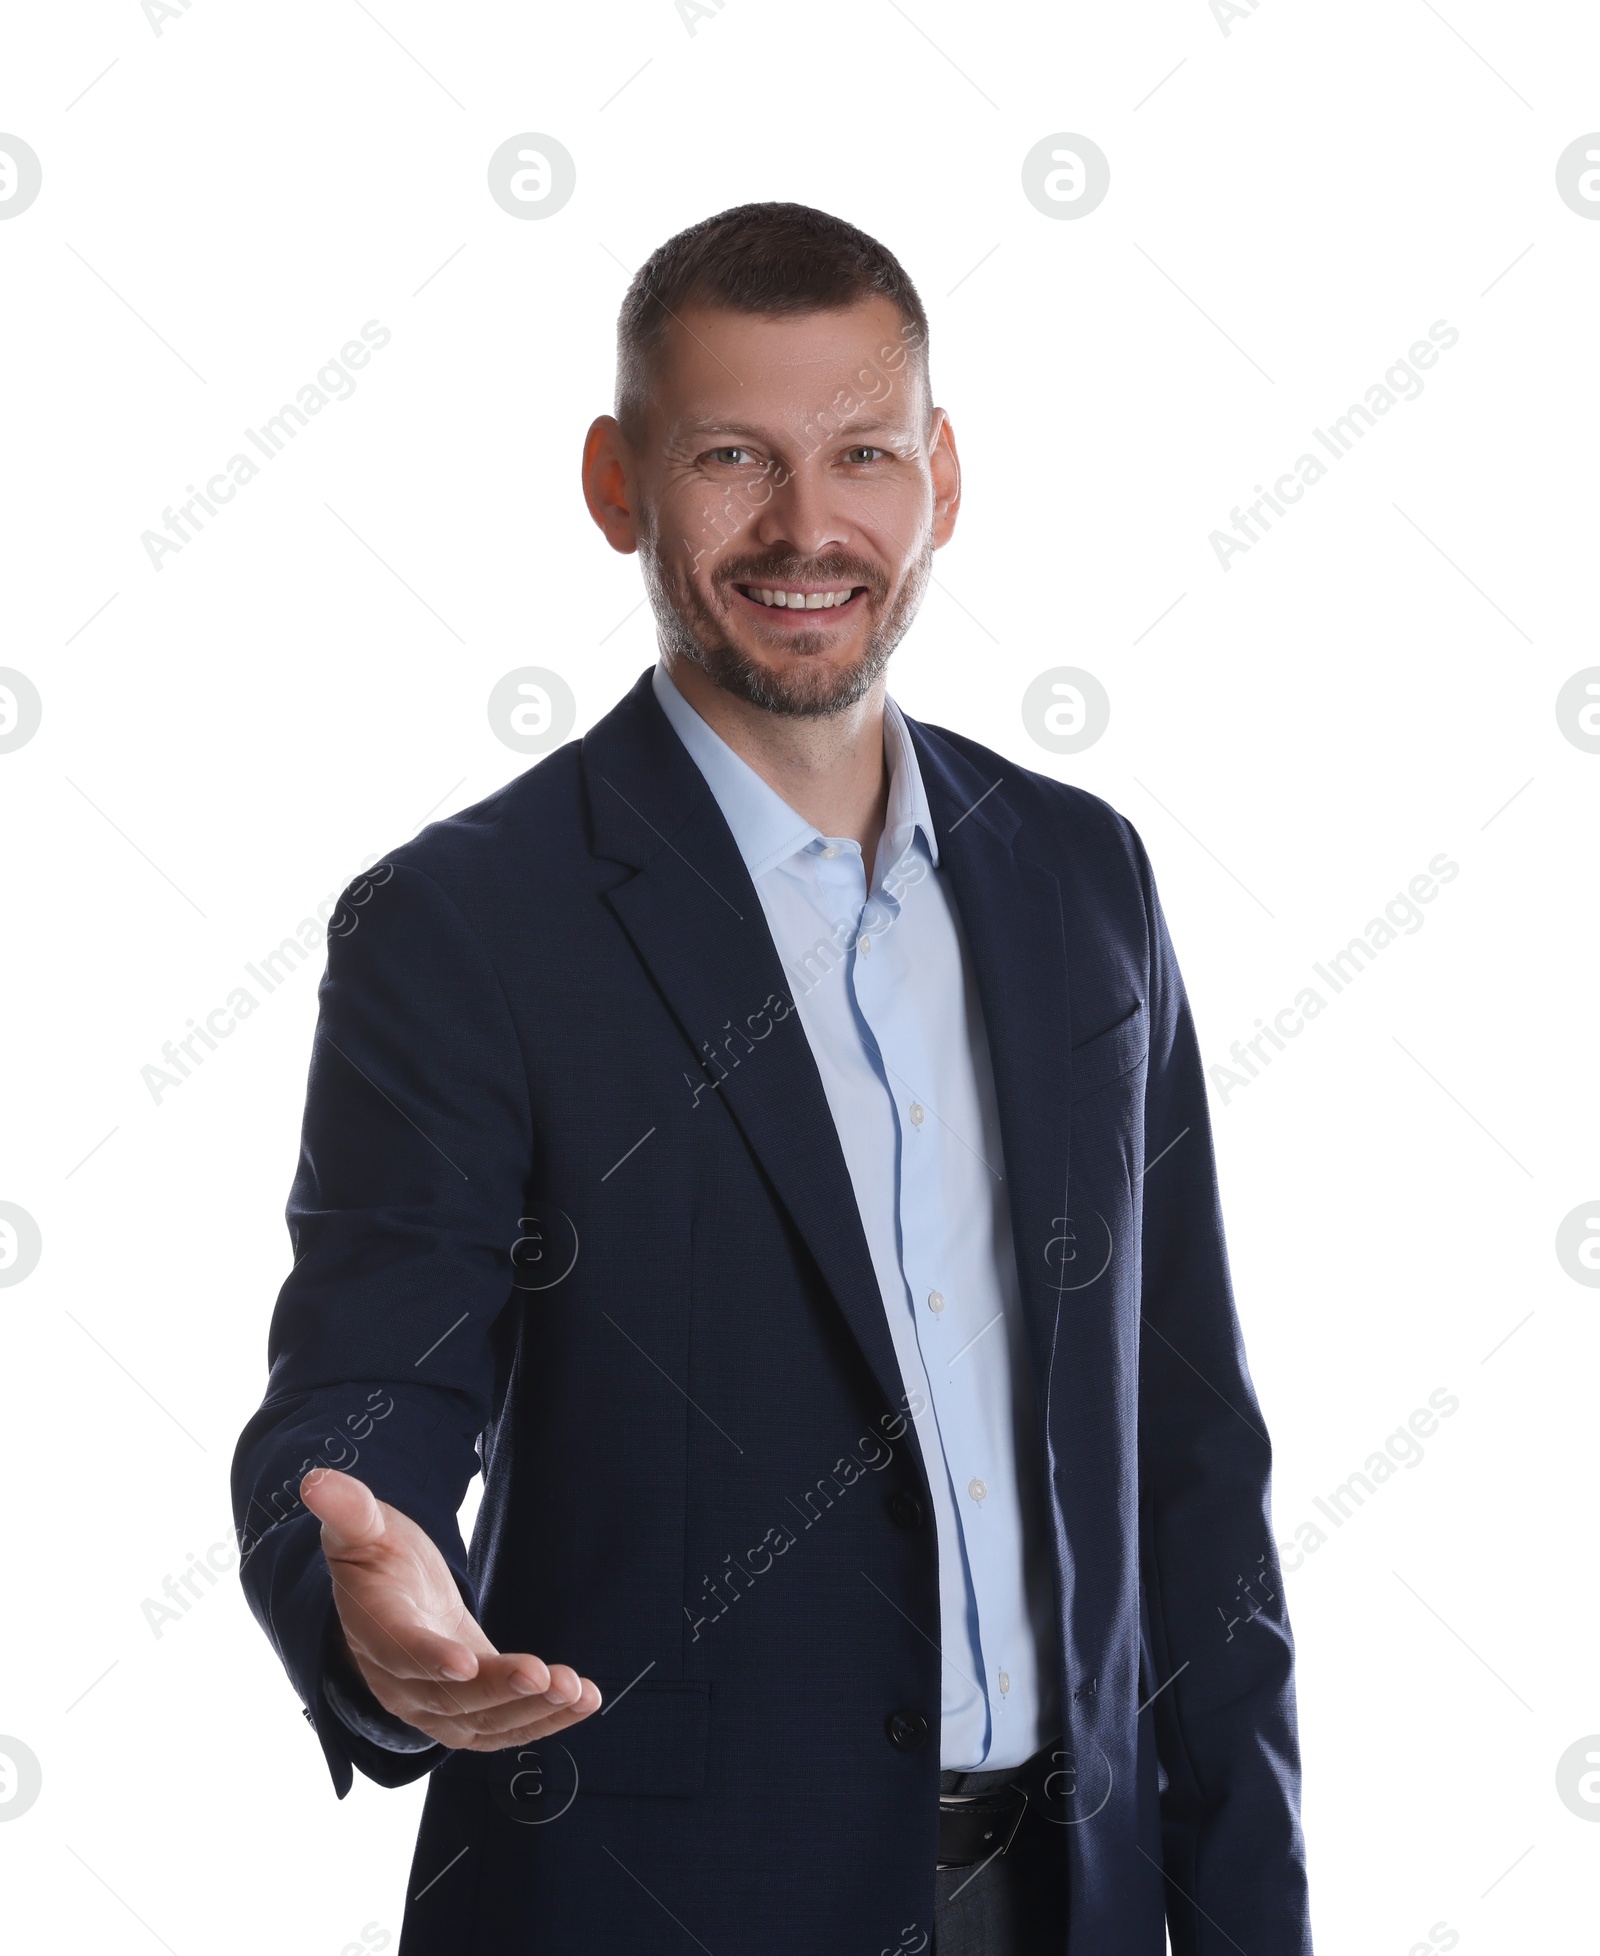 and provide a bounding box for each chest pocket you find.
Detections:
[1069,999,1148,1104]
